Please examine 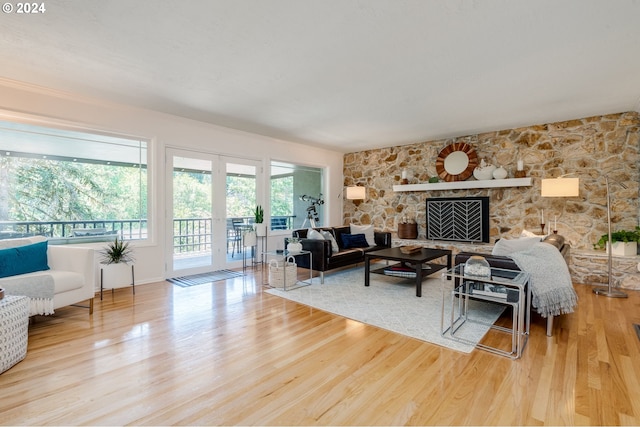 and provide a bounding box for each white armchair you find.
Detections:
[47,245,95,313]
[0,237,95,315]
